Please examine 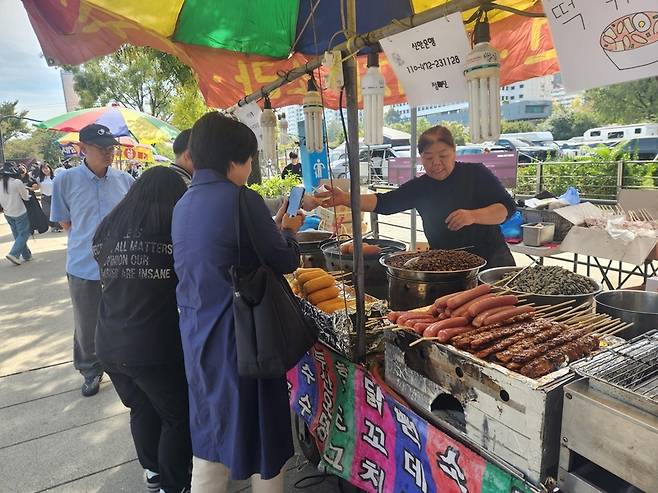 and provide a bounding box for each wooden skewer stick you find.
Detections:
[541,304,582,320]
[545,301,590,321]
[535,299,577,313]
[604,324,632,336]
[546,304,590,320]
[593,320,625,335]
[409,337,429,347]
